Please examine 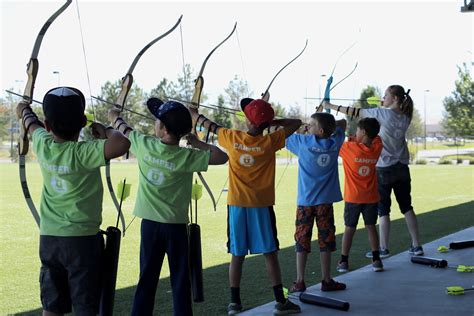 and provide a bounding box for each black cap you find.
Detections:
[147,98,192,138]
[42,87,86,131]
[240,97,254,111]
